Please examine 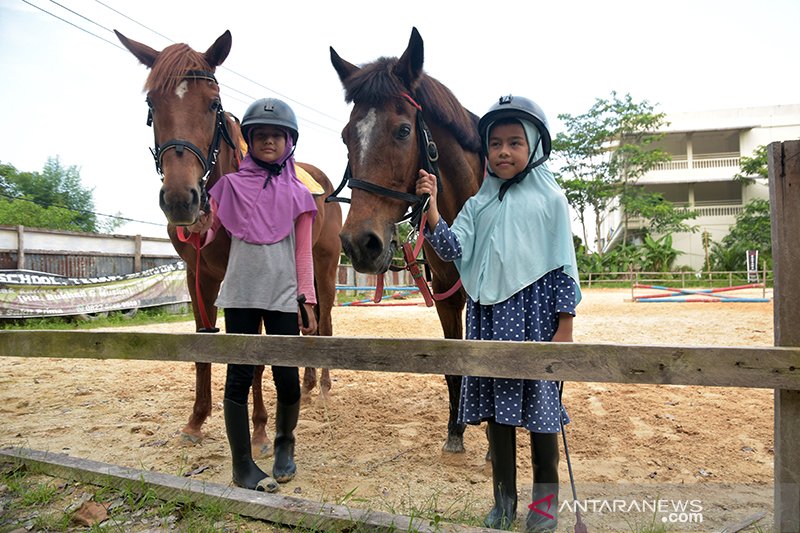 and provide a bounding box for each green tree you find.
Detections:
[710,199,772,270]
[554,92,693,257]
[640,233,681,272]
[734,144,768,185]
[0,157,121,233]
